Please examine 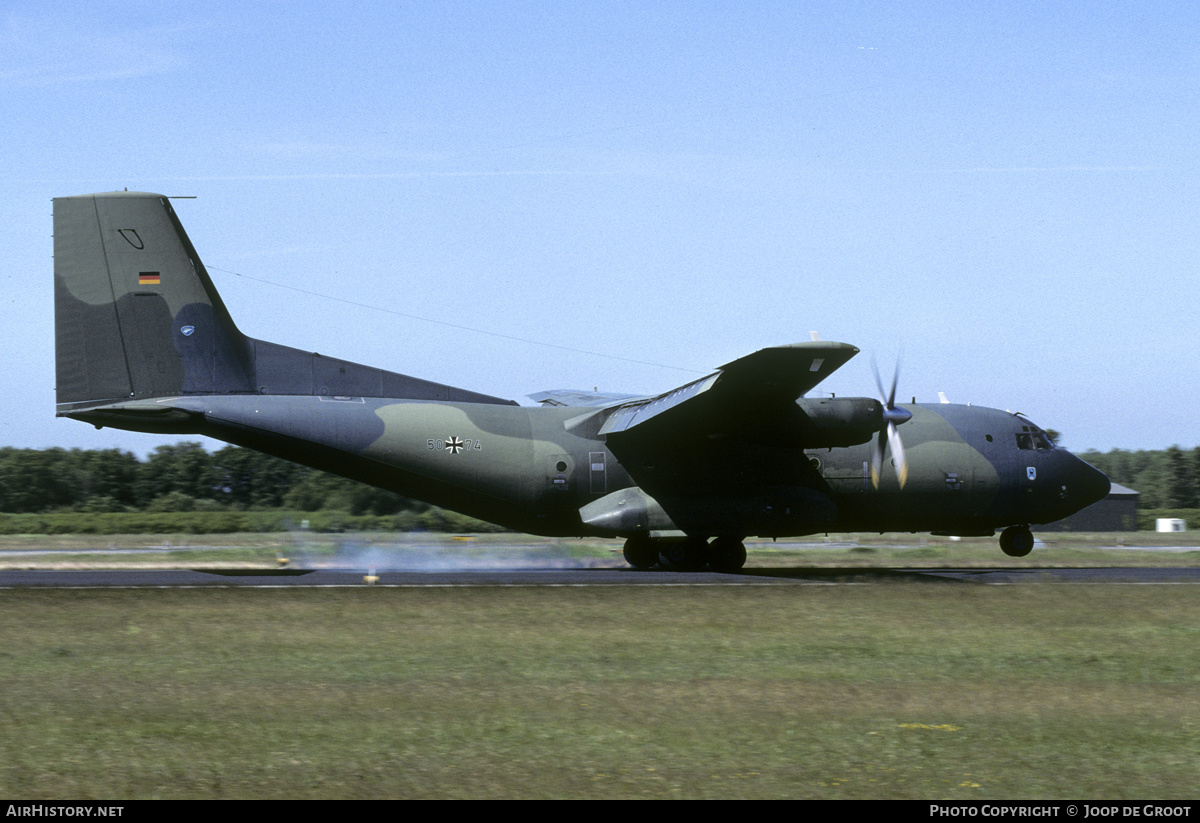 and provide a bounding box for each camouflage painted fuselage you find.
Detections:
[69,394,1107,540]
